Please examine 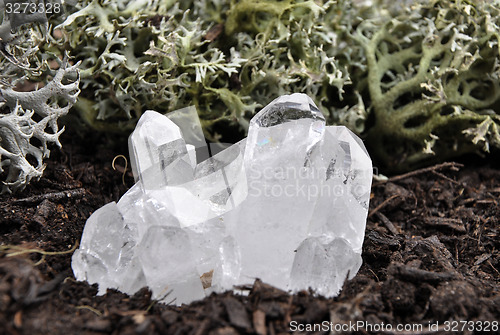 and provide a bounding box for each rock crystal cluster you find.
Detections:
[72,94,373,305]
